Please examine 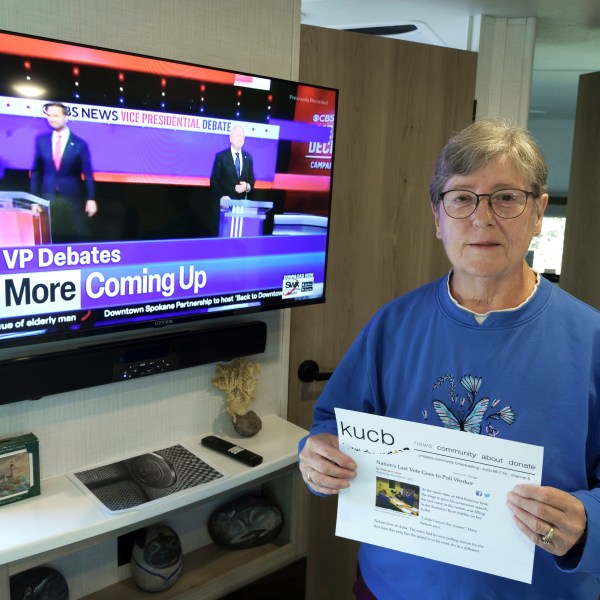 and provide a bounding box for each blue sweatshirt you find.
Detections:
[301,275,600,599]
